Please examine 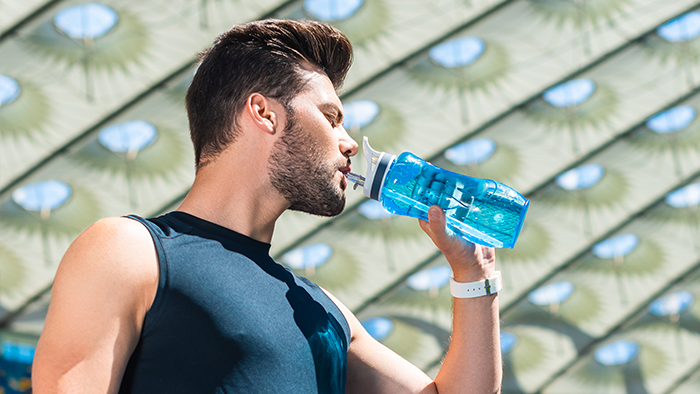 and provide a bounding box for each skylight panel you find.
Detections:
[444,138,496,166]
[649,291,694,316]
[429,37,485,68]
[0,75,20,106]
[500,332,517,353]
[343,100,380,129]
[98,120,157,153]
[592,234,639,259]
[646,106,696,134]
[543,79,596,107]
[358,200,392,219]
[665,182,700,208]
[528,281,574,306]
[282,243,333,269]
[406,266,451,291]
[361,317,393,340]
[304,0,363,21]
[54,4,118,39]
[555,164,604,191]
[594,340,639,366]
[657,11,700,42]
[12,180,72,212]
